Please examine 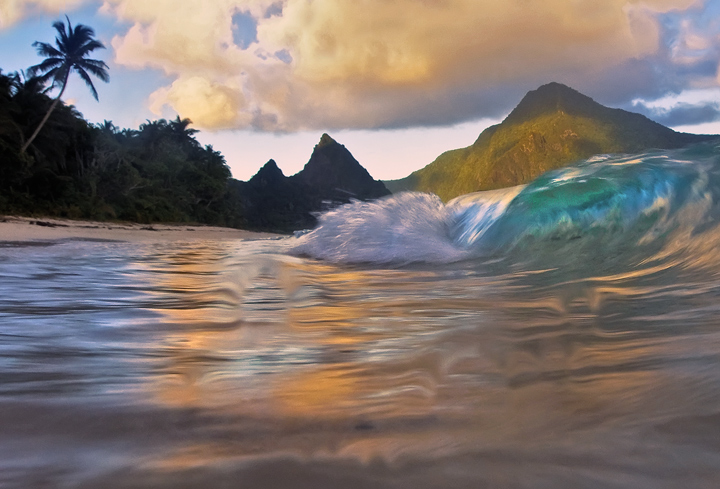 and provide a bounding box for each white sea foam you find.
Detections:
[291,192,469,264]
